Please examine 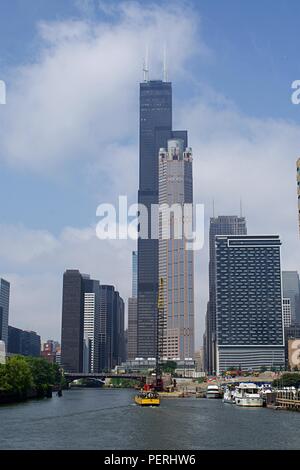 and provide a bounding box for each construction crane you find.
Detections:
[155,277,165,391]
